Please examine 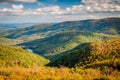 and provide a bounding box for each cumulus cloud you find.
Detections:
[0,4,23,15]
[36,6,63,15]
[0,0,37,3]
[63,0,120,15]
[0,0,120,16]
[12,4,23,10]
[0,5,63,15]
